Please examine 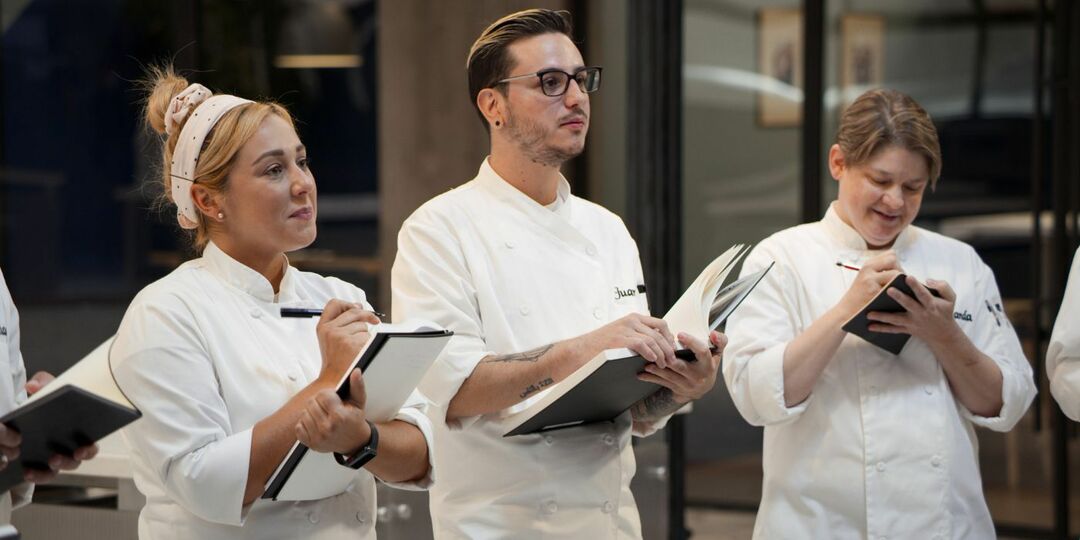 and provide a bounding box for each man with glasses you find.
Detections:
[392,8,724,538]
